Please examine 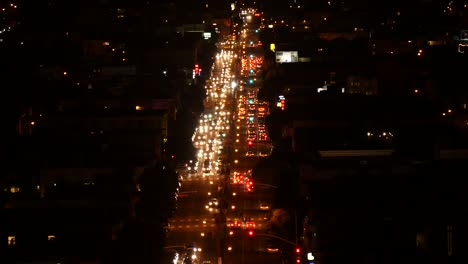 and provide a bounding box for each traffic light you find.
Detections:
[294,246,302,263]
[249,79,254,84]
[248,230,254,236]
[295,247,301,254]
[248,141,253,146]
